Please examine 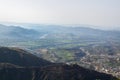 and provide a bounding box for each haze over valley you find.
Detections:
[0,23,120,78]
